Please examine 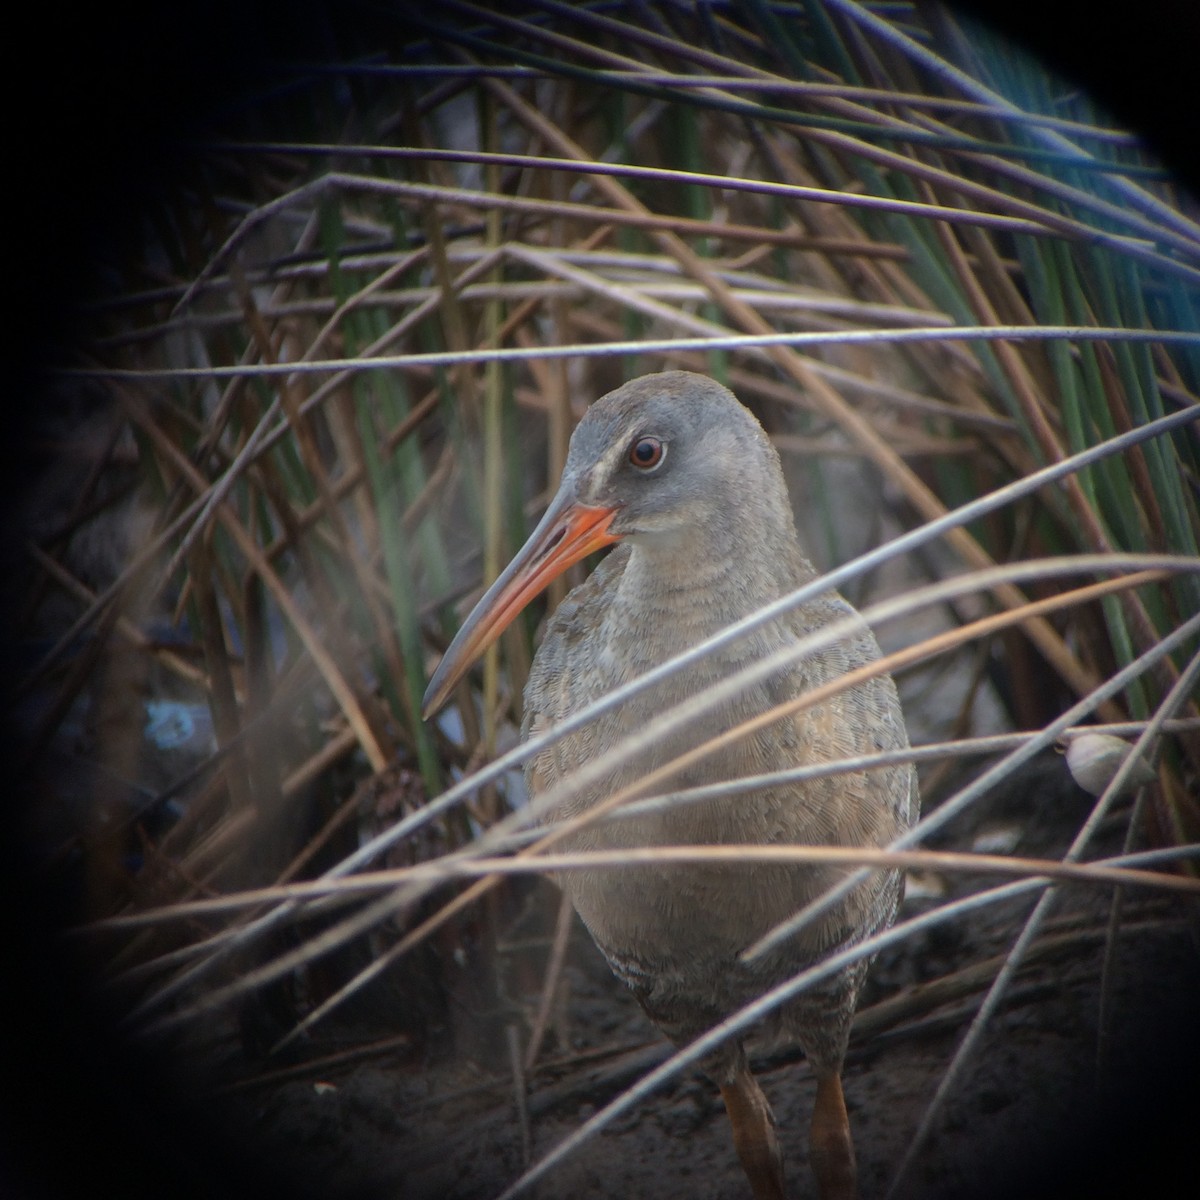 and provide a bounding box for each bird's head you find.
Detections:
[421,371,789,716]
[563,370,785,545]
